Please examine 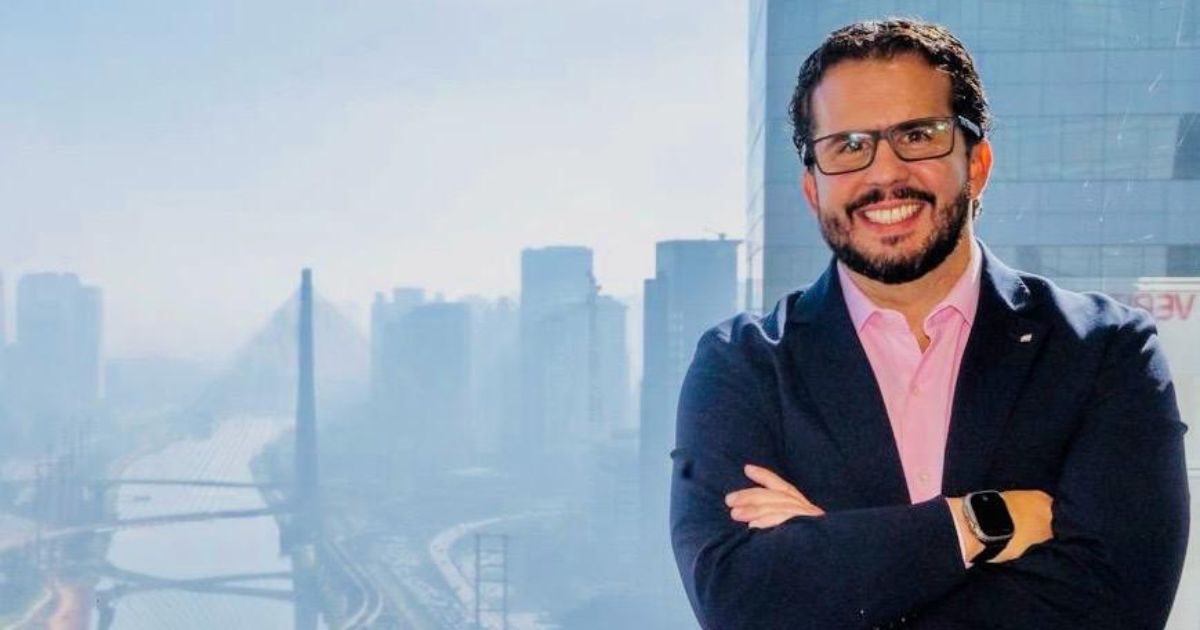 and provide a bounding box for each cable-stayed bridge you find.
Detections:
[7,269,400,630]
